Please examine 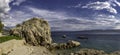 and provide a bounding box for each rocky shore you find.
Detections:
[0,39,53,55]
[66,49,120,55]
[0,17,120,55]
